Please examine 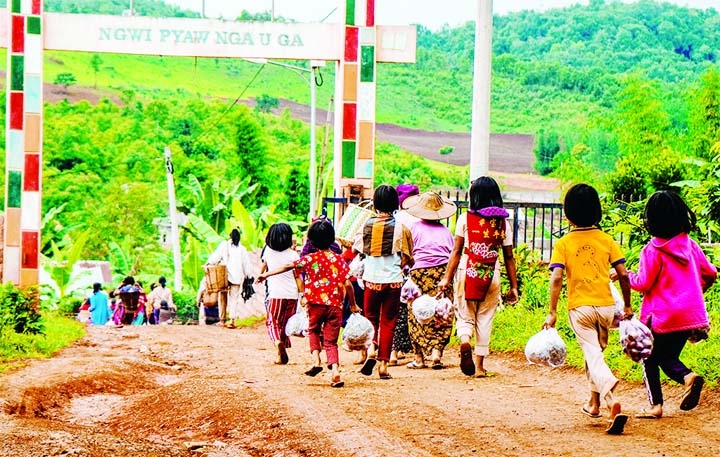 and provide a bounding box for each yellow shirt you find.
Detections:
[549,227,625,310]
